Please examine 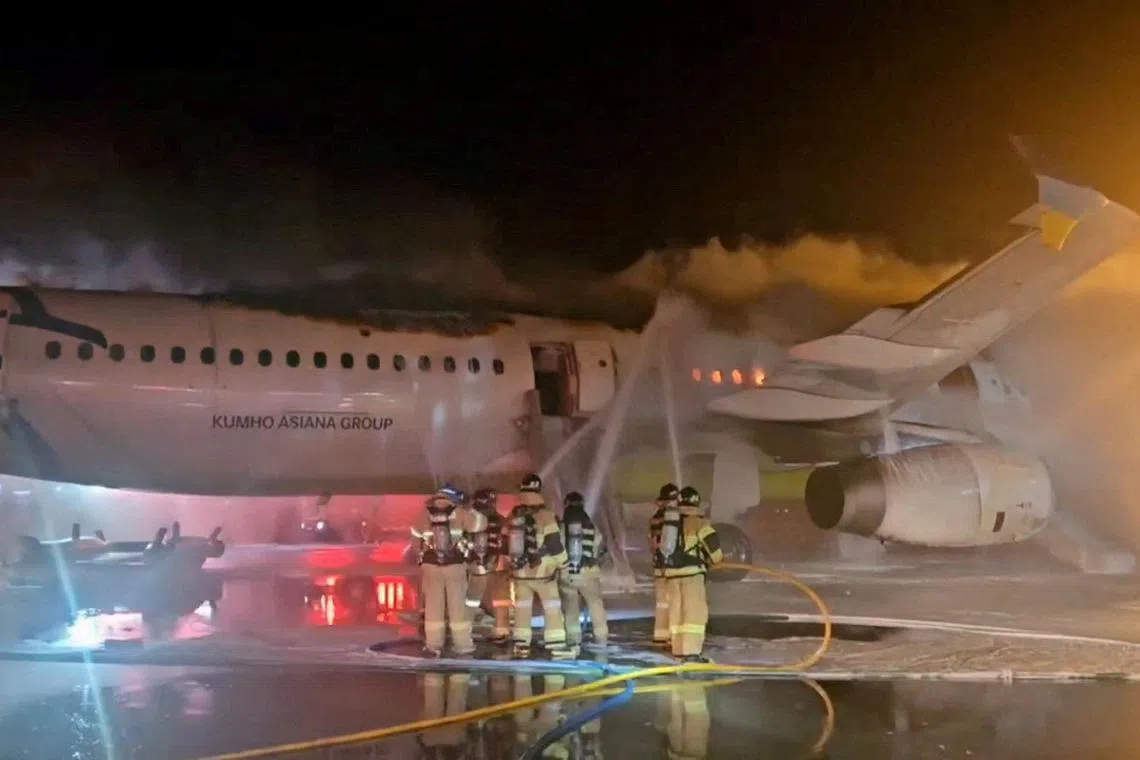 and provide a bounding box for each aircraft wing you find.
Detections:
[708,148,1140,423]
